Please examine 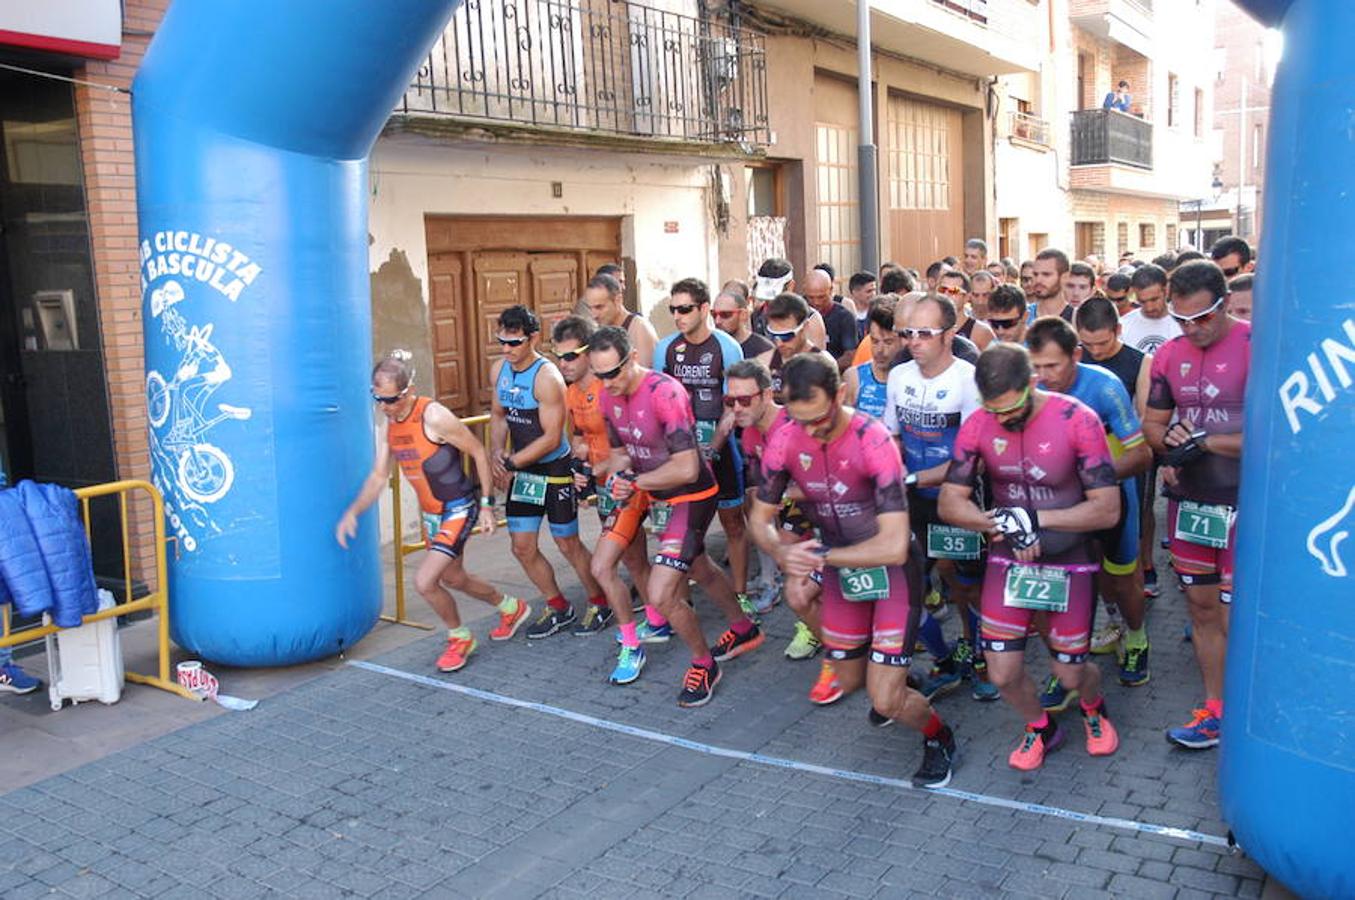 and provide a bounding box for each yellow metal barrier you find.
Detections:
[385,413,507,630]
[0,479,199,703]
